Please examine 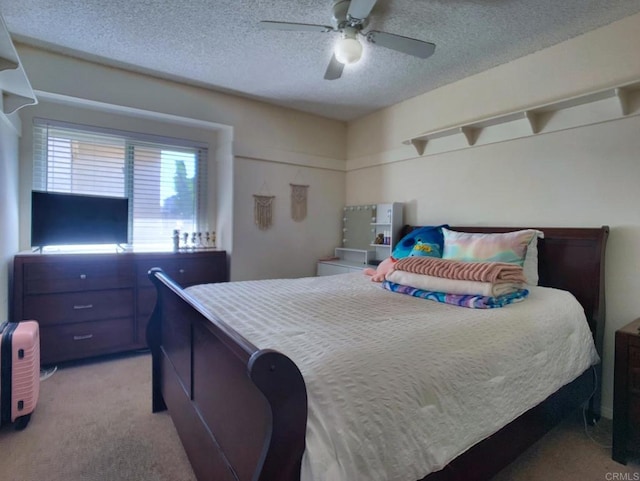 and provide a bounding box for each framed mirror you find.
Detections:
[342,205,376,250]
